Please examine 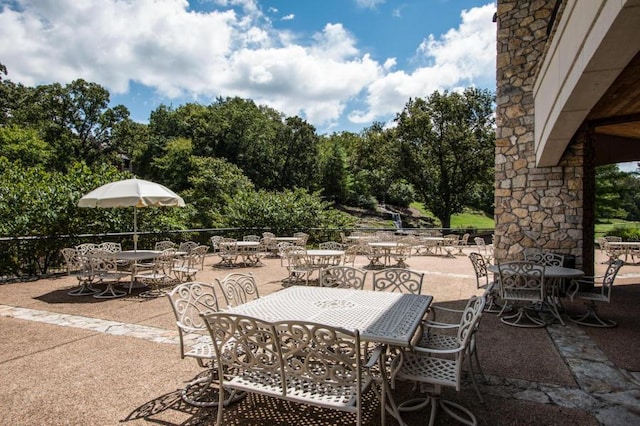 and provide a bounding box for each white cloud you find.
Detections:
[355,0,386,9]
[350,3,496,124]
[0,0,496,130]
[281,14,295,21]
